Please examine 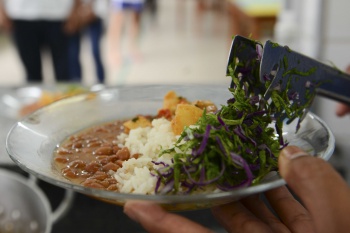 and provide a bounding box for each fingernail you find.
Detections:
[281,146,310,160]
